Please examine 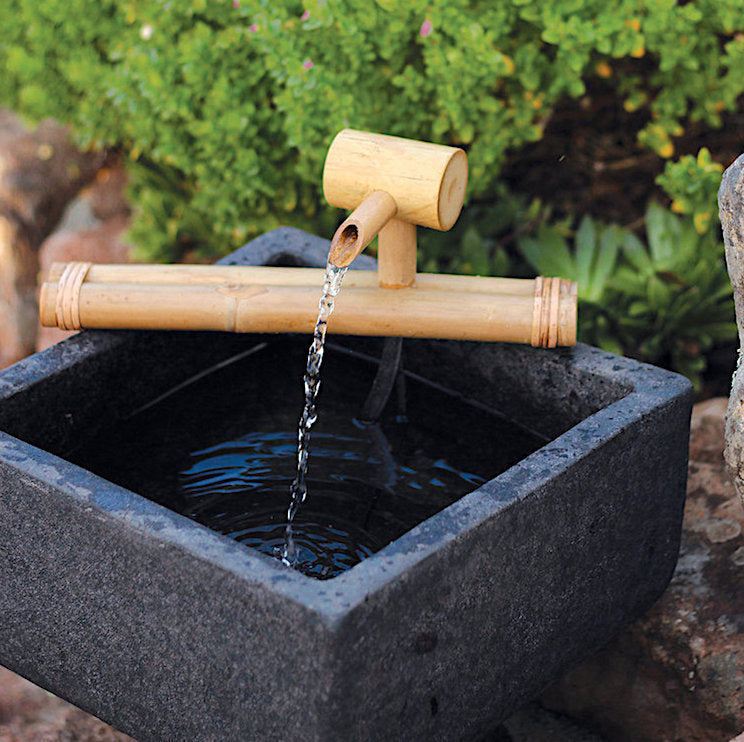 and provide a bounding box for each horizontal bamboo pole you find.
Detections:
[46,263,543,296]
[40,275,577,346]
